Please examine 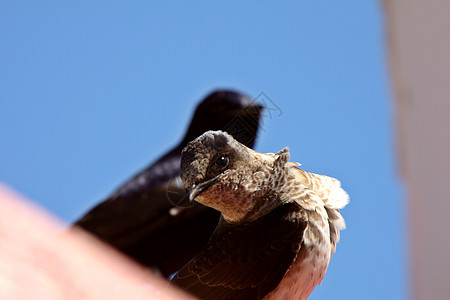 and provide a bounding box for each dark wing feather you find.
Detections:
[75,148,183,247]
[74,148,222,276]
[172,202,307,300]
